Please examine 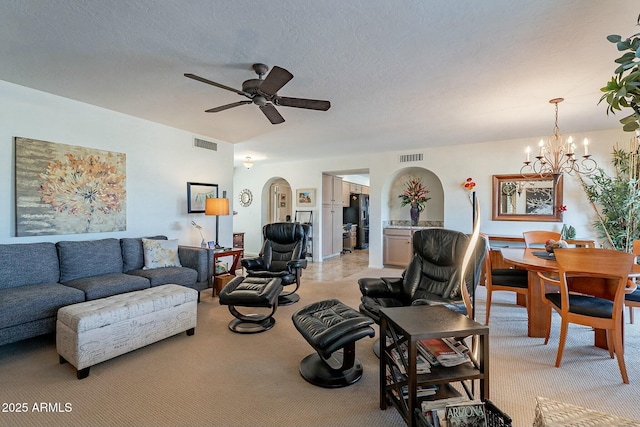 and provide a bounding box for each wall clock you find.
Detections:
[239,189,253,207]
